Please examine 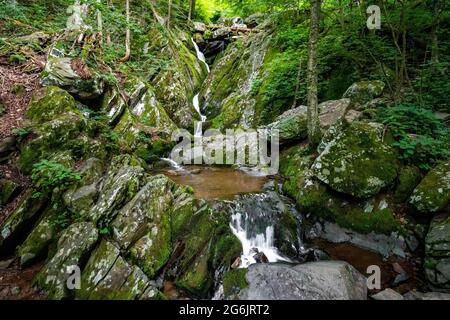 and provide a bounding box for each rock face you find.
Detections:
[424,214,450,292]
[343,80,385,105]
[312,121,398,198]
[42,55,104,100]
[34,222,98,300]
[236,261,367,300]
[410,161,450,214]
[265,99,362,144]
[0,179,18,206]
